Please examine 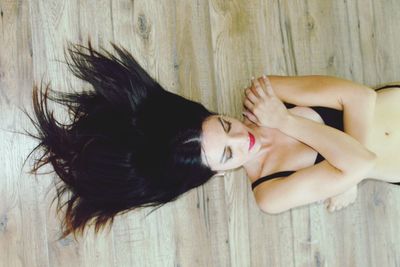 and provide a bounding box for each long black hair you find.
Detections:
[22,41,218,239]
